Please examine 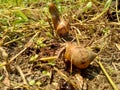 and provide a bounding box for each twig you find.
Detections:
[71,22,120,26]
[70,25,83,45]
[15,65,28,85]
[9,48,27,64]
[73,27,80,46]
[96,59,118,90]
[39,56,57,62]
[4,32,34,46]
